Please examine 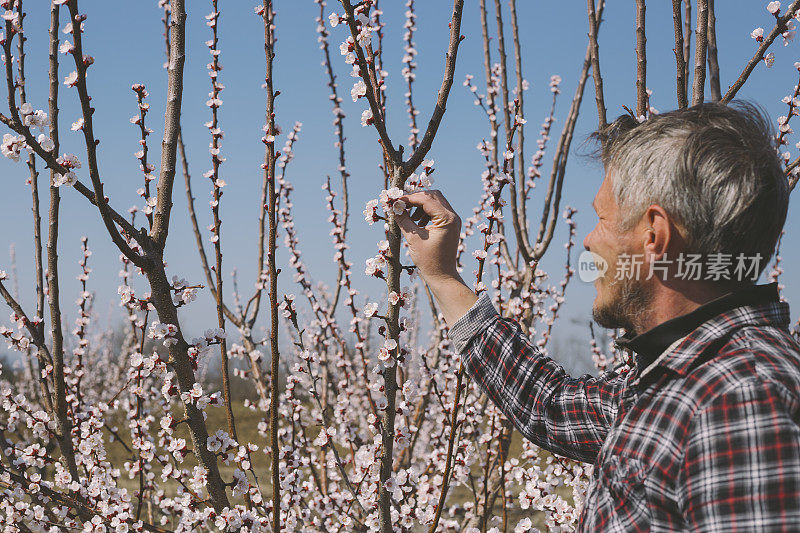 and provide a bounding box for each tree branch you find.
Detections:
[635,0,647,117]
[149,0,186,249]
[684,0,692,84]
[706,0,721,101]
[45,0,79,486]
[672,0,688,108]
[691,0,708,105]
[587,0,606,127]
